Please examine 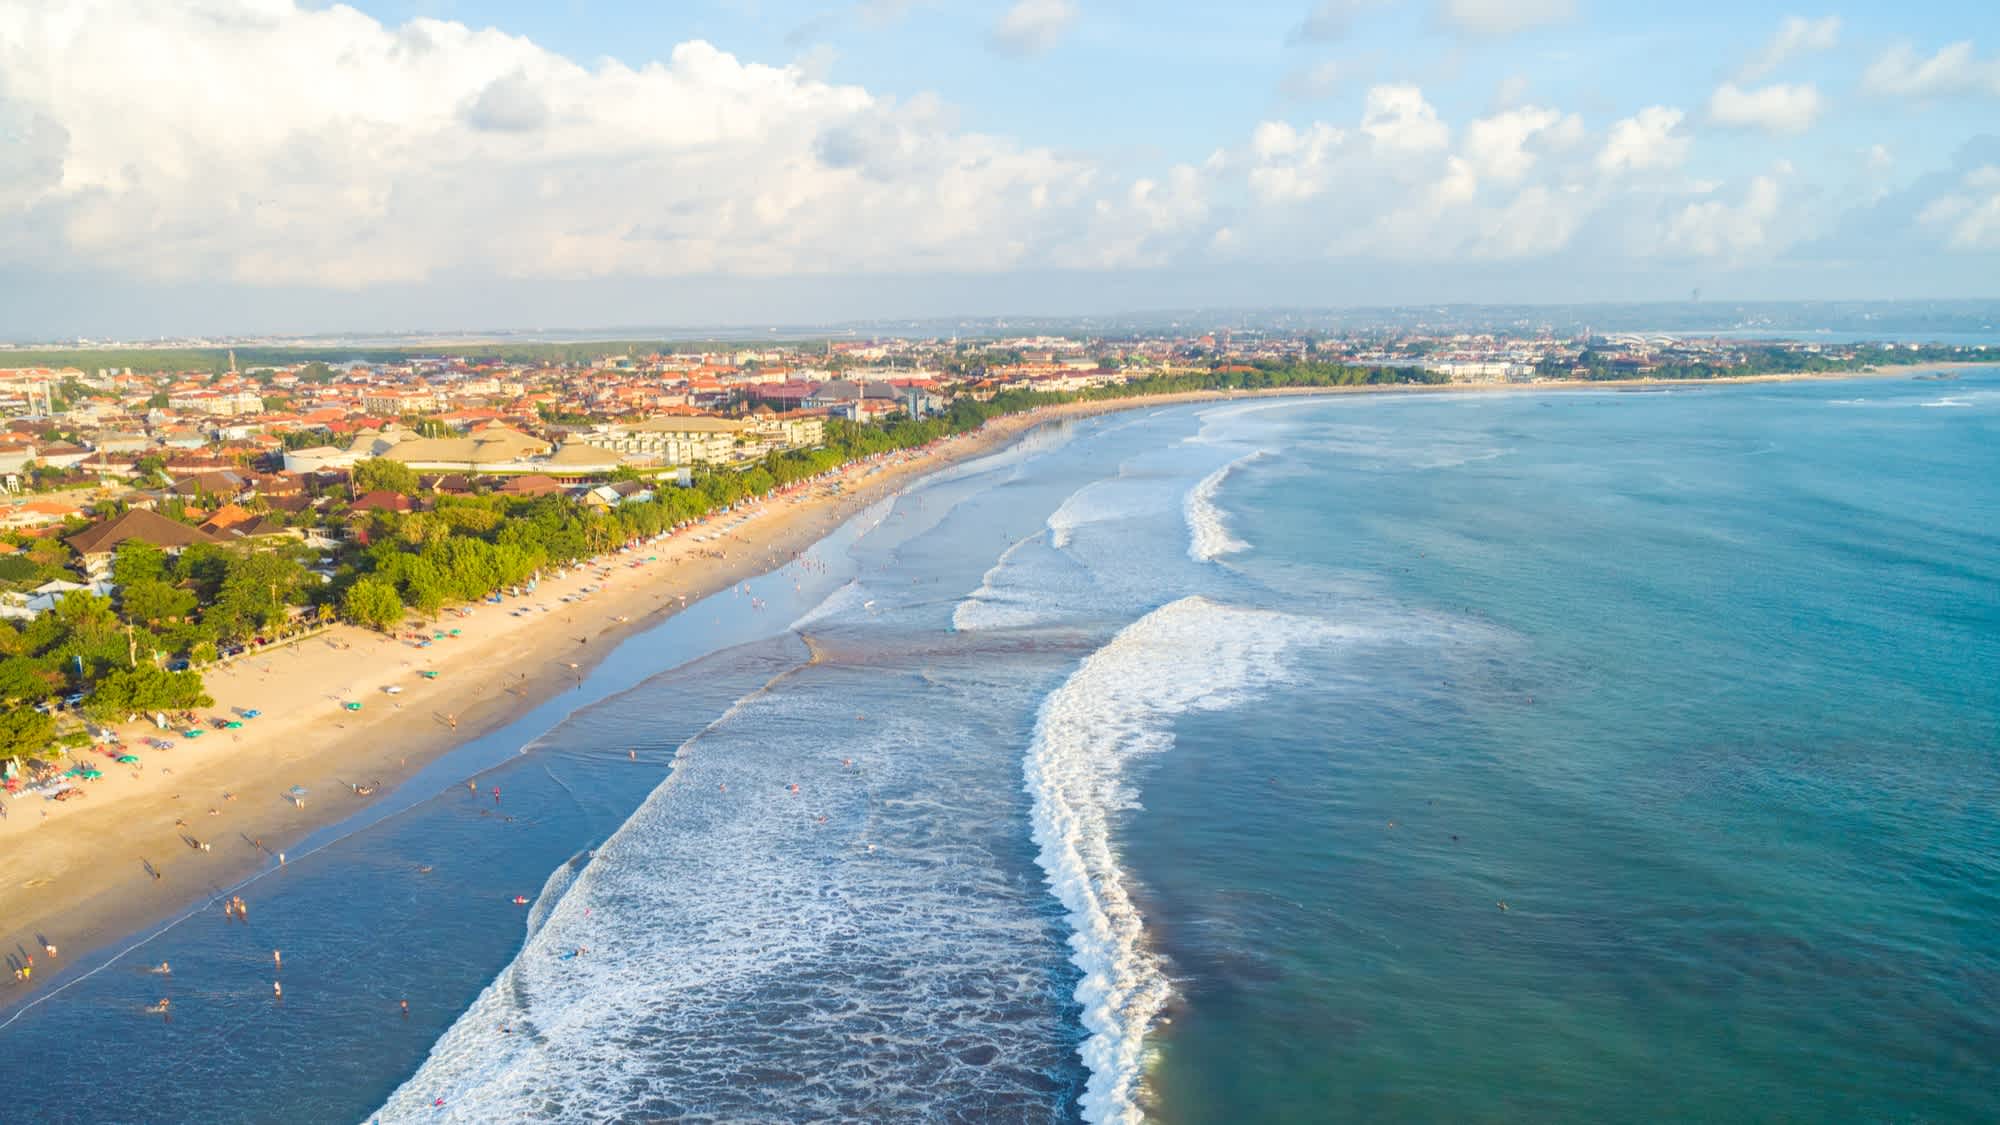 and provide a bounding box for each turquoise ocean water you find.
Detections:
[2,372,1994,1123]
